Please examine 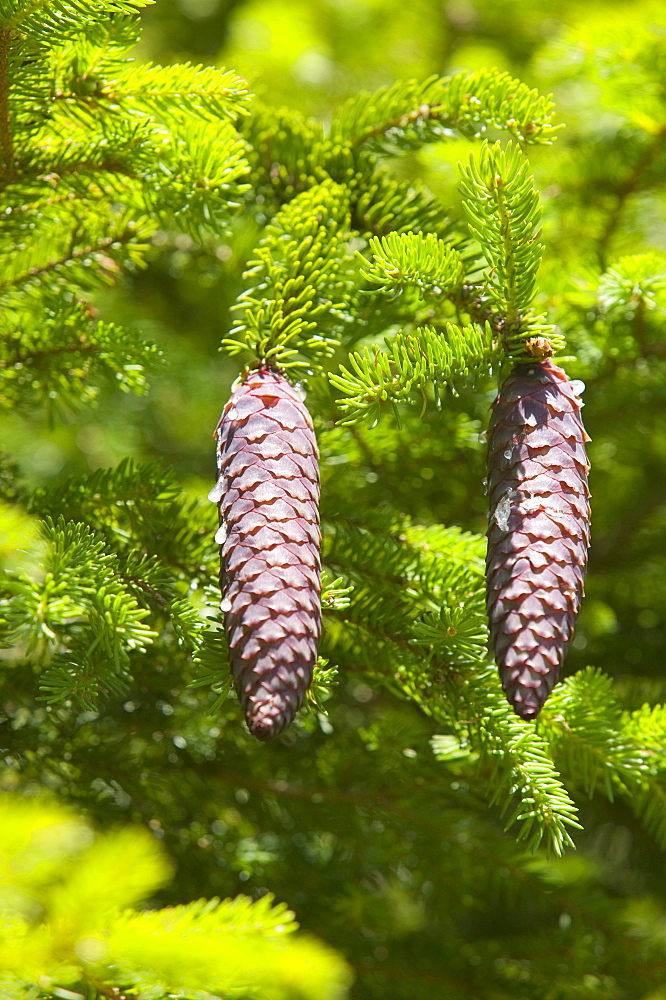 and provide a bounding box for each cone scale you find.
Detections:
[210,367,322,741]
[486,360,591,720]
